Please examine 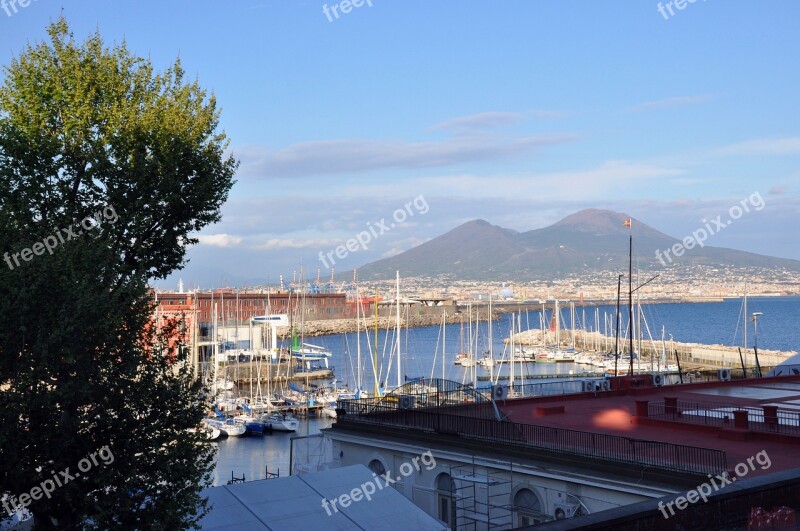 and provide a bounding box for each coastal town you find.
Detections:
[3,4,800,531]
